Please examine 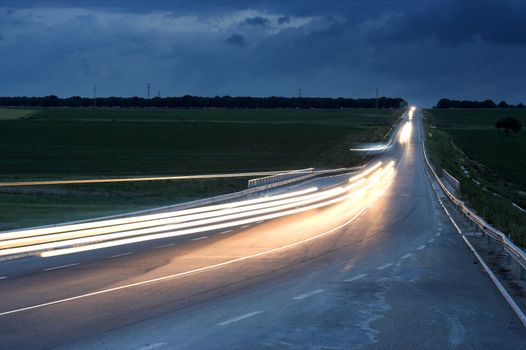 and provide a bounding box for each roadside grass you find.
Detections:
[0,107,402,230]
[0,108,37,120]
[423,109,526,246]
